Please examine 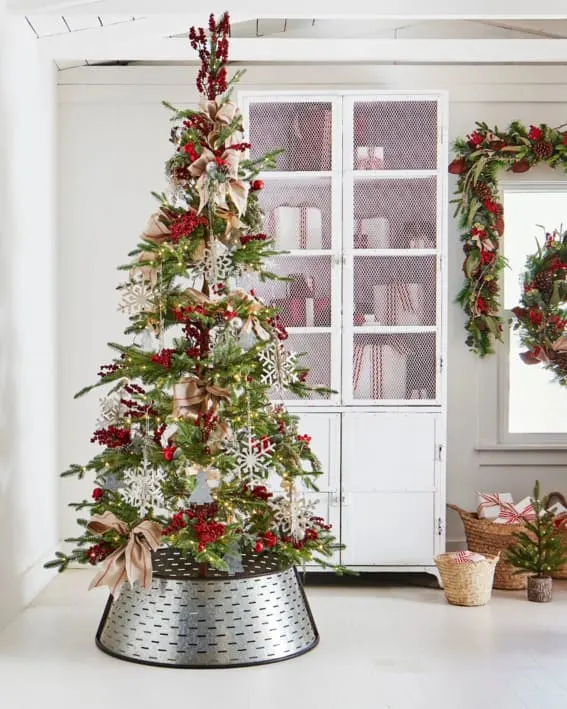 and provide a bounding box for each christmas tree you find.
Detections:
[47,12,341,593]
[506,480,566,578]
